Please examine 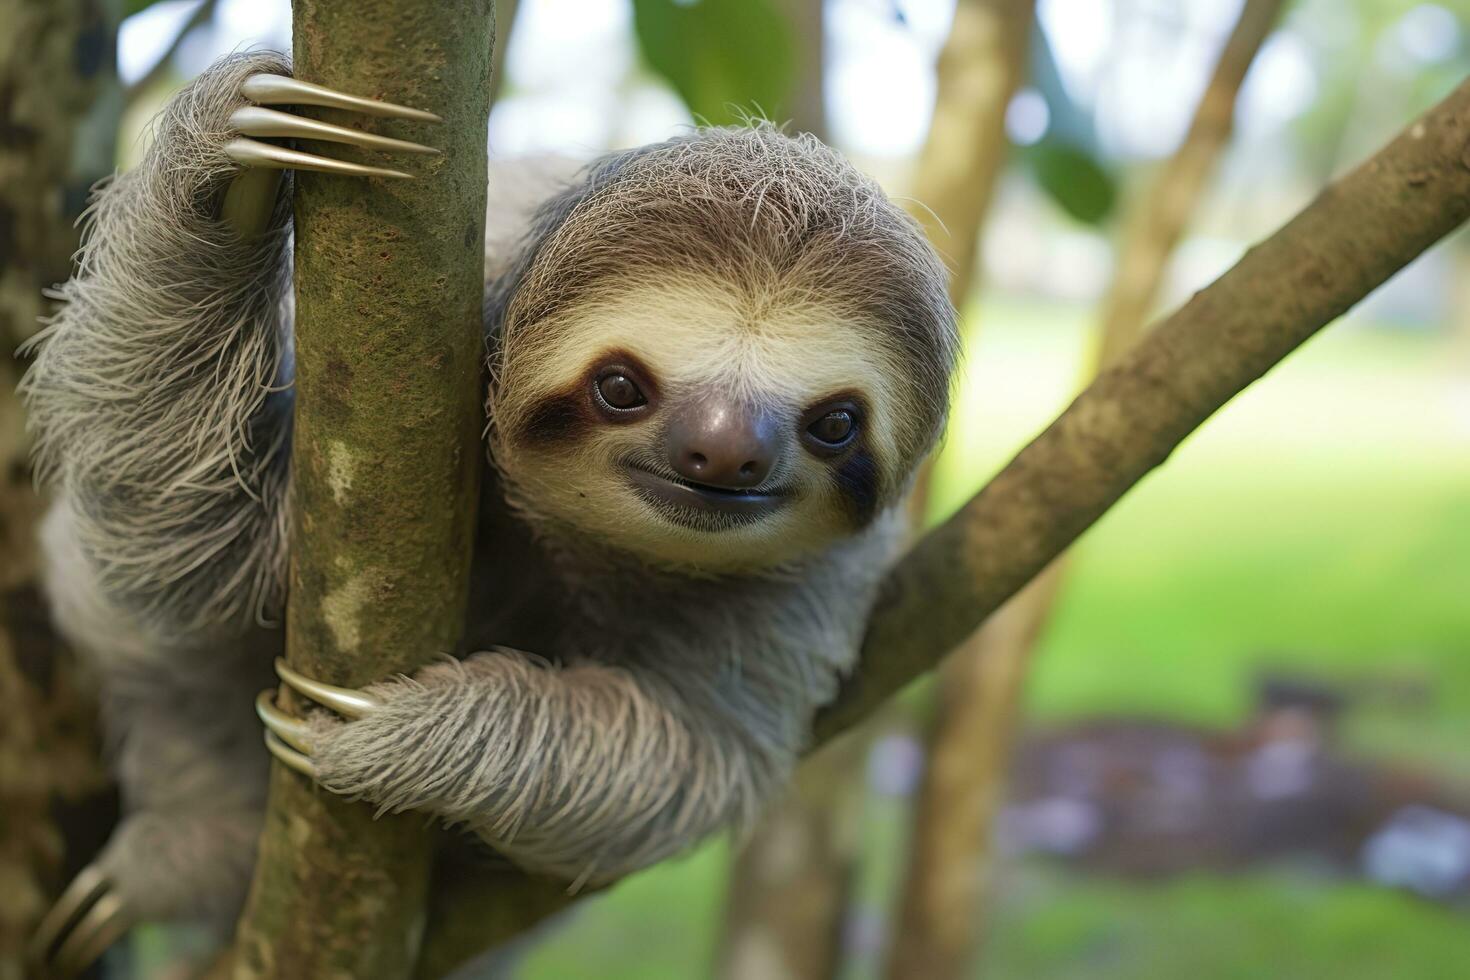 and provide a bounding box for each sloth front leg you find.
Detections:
[27,55,441,979]
[259,652,791,883]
